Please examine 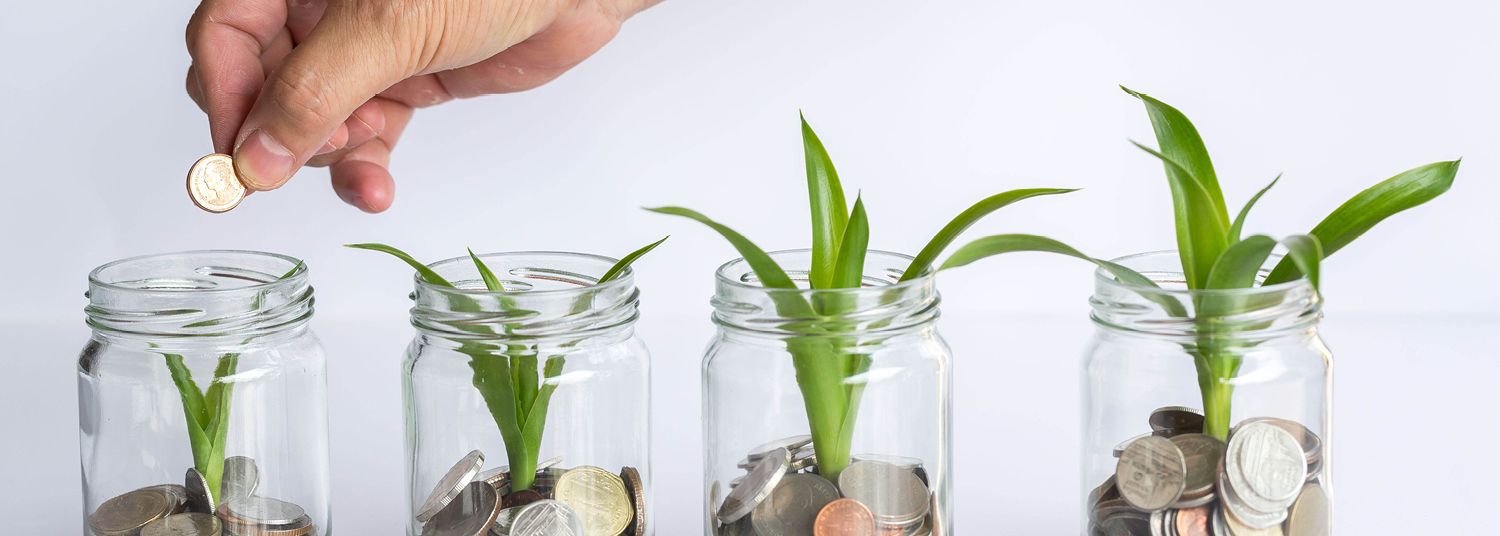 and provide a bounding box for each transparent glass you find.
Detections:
[704,250,951,536]
[79,250,331,535]
[1082,252,1332,535]
[404,252,651,535]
